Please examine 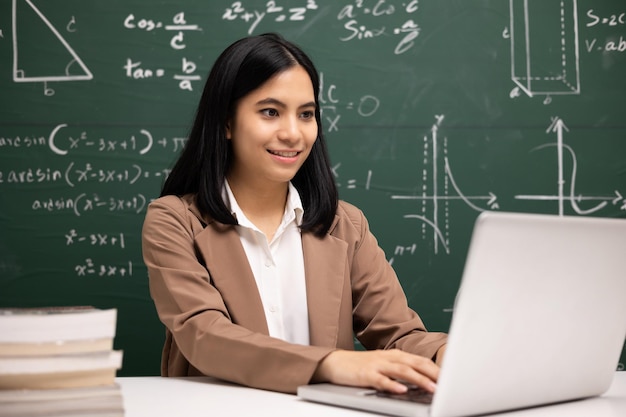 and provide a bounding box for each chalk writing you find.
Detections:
[123,12,202,90]
[515,117,626,214]
[173,58,202,91]
[42,125,184,155]
[509,0,580,101]
[584,8,626,53]
[319,72,380,132]
[47,124,154,156]
[74,258,133,278]
[123,59,166,79]
[11,0,93,96]
[45,124,187,155]
[331,162,373,191]
[65,230,126,248]
[337,0,420,54]
[387,243,418,266]
[584,36,626,53]
[222,1,319,35]
[123,12,201,49]
[0,168,62,184]
[391,116,499,255]
[123,55,201,90]
[586,9,626,27]
[394,243,417,256]
[0,163,170,187]
[68,162,168,187]
[0,135,47,148]
[44,124,189,155]
[31,193,148,216]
